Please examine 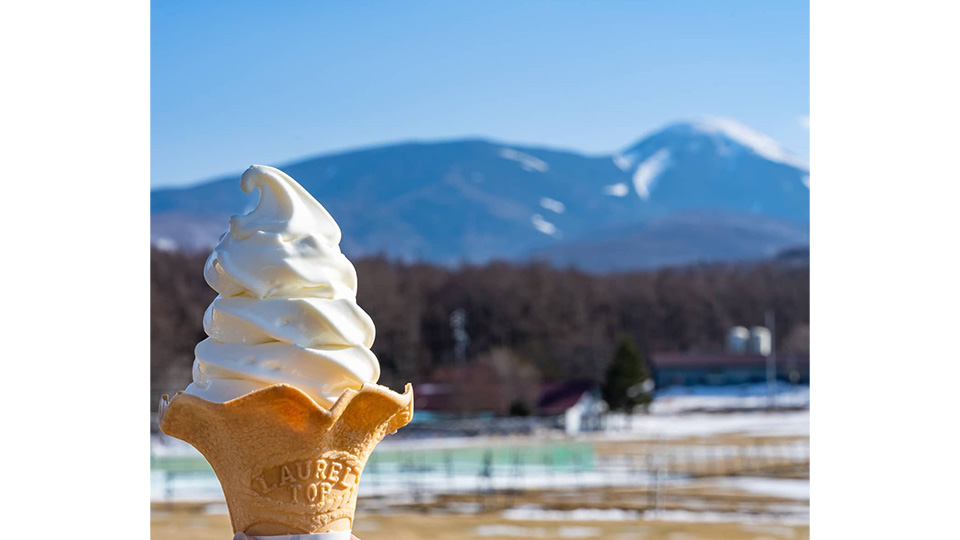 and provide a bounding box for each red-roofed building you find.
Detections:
[537,380,605,434]
[414,363,508,415]
[413,365,604,428]
[537,380,597,416]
